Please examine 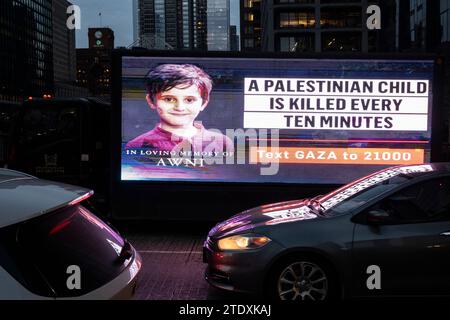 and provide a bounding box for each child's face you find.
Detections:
[147,84,207,129]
